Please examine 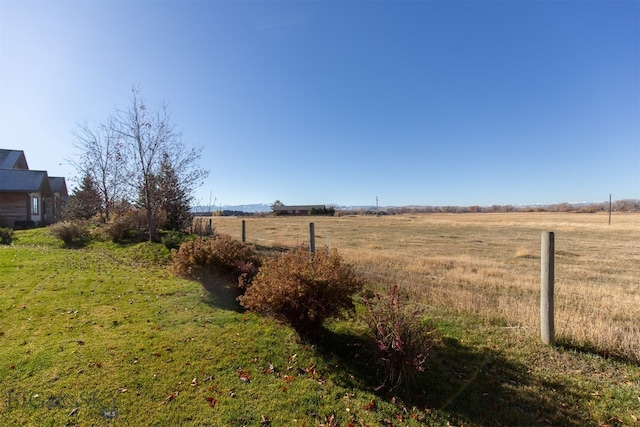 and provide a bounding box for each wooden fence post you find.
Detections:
[541,231,555,345]
[241,220,246,243]
[309,223,315,254]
